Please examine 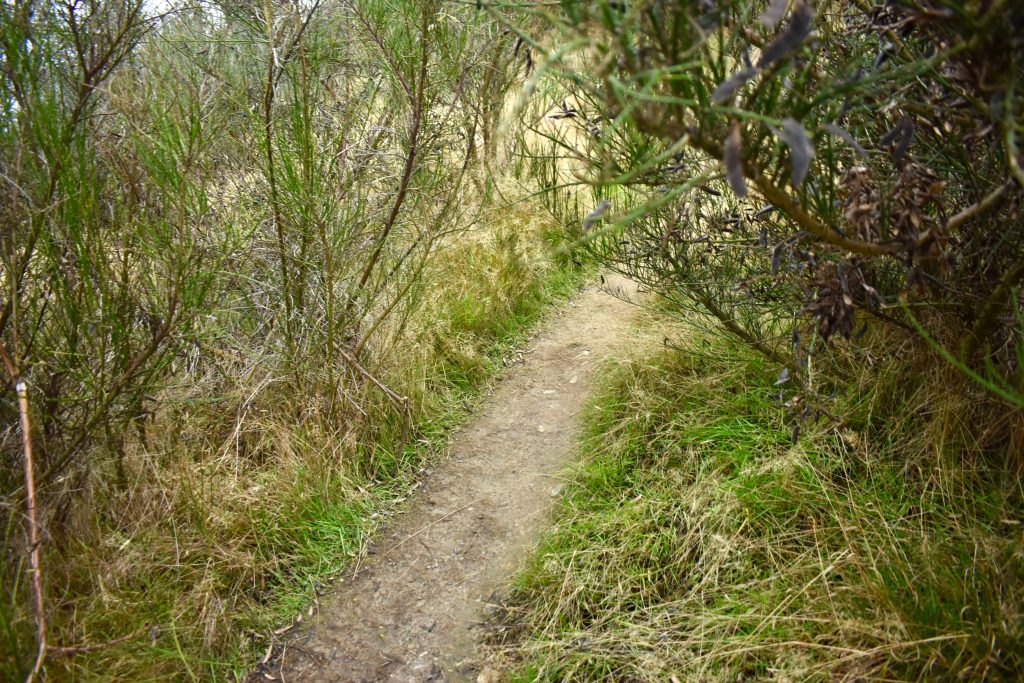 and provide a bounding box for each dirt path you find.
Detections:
[272,276,642,682]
